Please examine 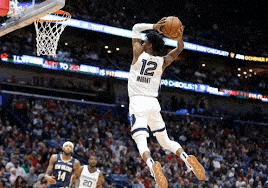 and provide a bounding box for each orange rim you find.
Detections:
[35,10,71,23]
